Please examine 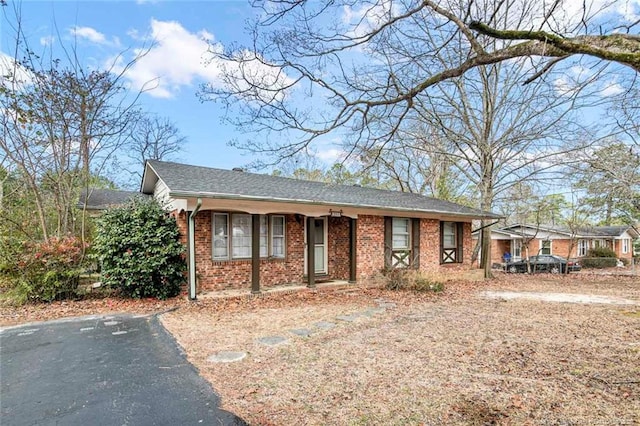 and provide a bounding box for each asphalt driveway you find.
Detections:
[0,314,246,425]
